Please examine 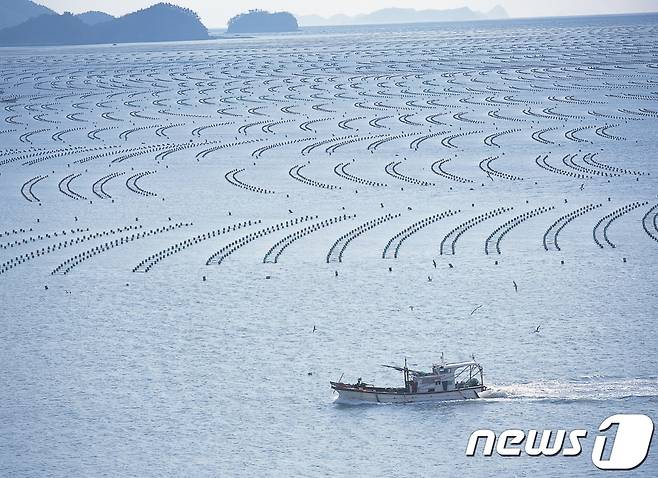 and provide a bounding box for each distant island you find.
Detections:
[298,6,508,27]
[0,2,209,47]
[227,10,298,34]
